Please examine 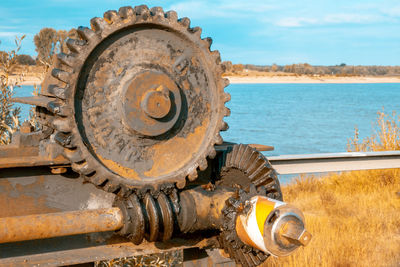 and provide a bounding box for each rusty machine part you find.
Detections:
[215,144,283,266]
[22,4,231,195]
[0,185,310,265]
[4,5,312,267]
